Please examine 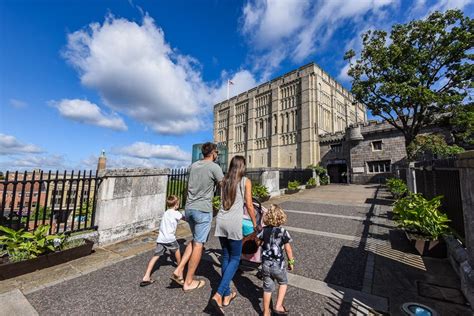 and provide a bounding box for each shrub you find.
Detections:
[0,225,66,263]
[288,180,300,191]
[308,164,329,185]
[306,177,316,186]
[393,194,450,240]
[386,178,408,199]
[212,196,221,210]
[252,184,269,199]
